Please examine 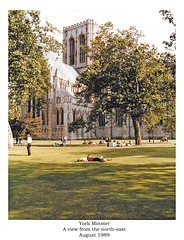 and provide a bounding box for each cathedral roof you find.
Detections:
[46,52,79,83]
[56,88,76,99]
